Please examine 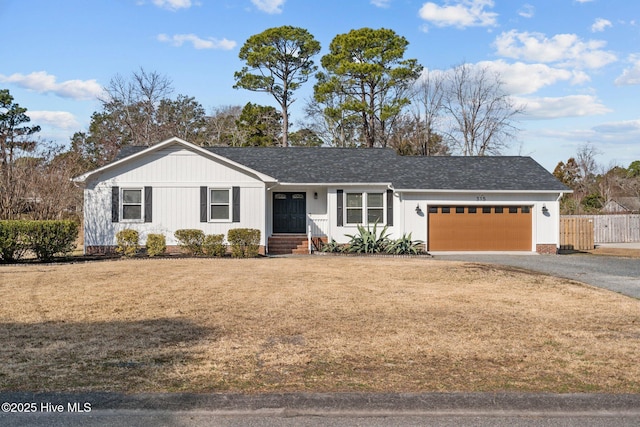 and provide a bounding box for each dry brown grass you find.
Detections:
[0,257,639,394]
